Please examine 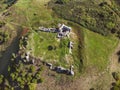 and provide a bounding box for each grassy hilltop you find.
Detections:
[0,0,119,90]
